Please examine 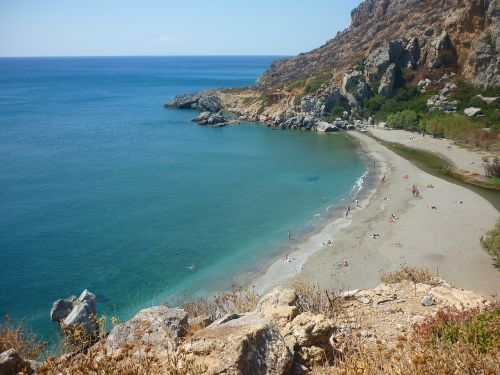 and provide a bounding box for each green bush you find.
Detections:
[387,110,419,130]
[483,219,500,266]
